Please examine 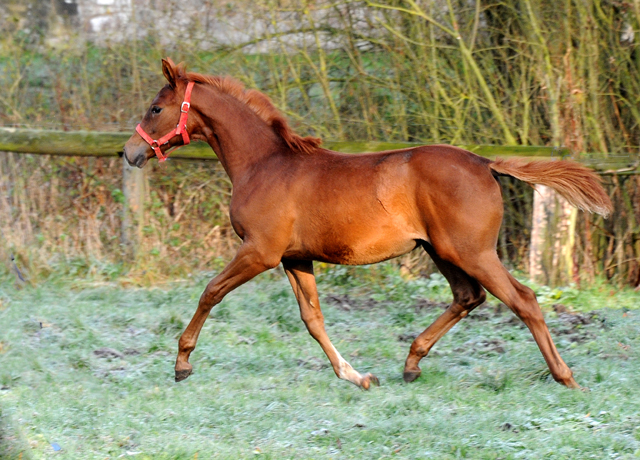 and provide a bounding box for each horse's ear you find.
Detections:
[162,58,177,88]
